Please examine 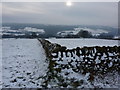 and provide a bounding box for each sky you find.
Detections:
[2,2,118,27]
